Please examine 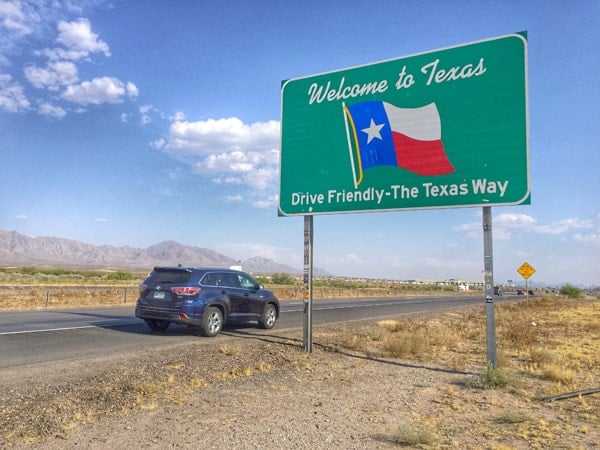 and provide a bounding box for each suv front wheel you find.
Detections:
[199,306,223,337]
[258,303,277,329]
